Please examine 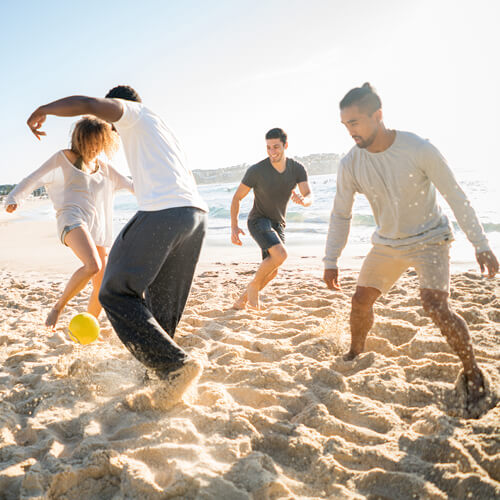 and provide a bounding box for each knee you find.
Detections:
[421,295,451,322]
[97,271,113,305]
[270,245,287,265]
[98,282,111,307]
[352,289,377,311]
[85,258,102,276]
